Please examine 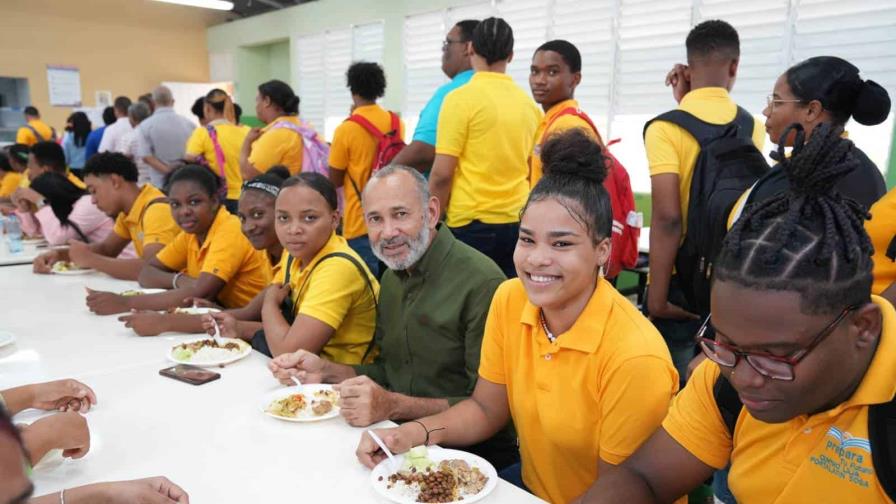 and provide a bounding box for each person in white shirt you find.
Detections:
[97,96,133,154]
[136,86,196,188]
[120,102,152,186]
